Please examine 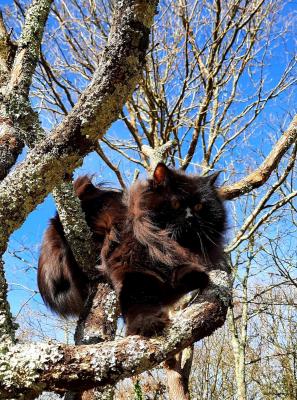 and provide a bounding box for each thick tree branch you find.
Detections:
[1,0,108,323]
[0,0,159,252]
[52,180,99,277]
[8,0,54,98]
[0,0,54,357]
[0,11,16,81]
[0,268,230,399]
[0,260,16,348]
[164,345,193,400]
[0,7,159,393]
[0,120,23,181]
[219,115,297,200]
[1,0,114,282]
[0,3,104,359]
[71,283,119,400]
[0,0,53,180]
